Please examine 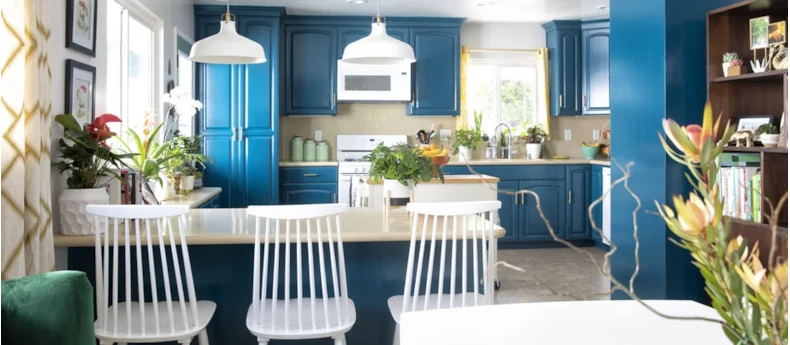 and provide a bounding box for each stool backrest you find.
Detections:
[402,200,502,313]
[86,204,197,336]
[247,203,351,333]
